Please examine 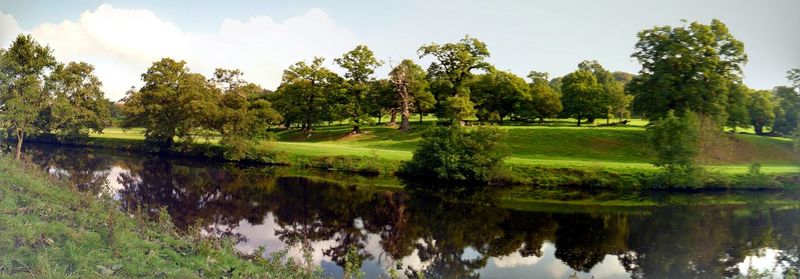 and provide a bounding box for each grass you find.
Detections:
[0,156,320,278]
[87,118,800,175]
